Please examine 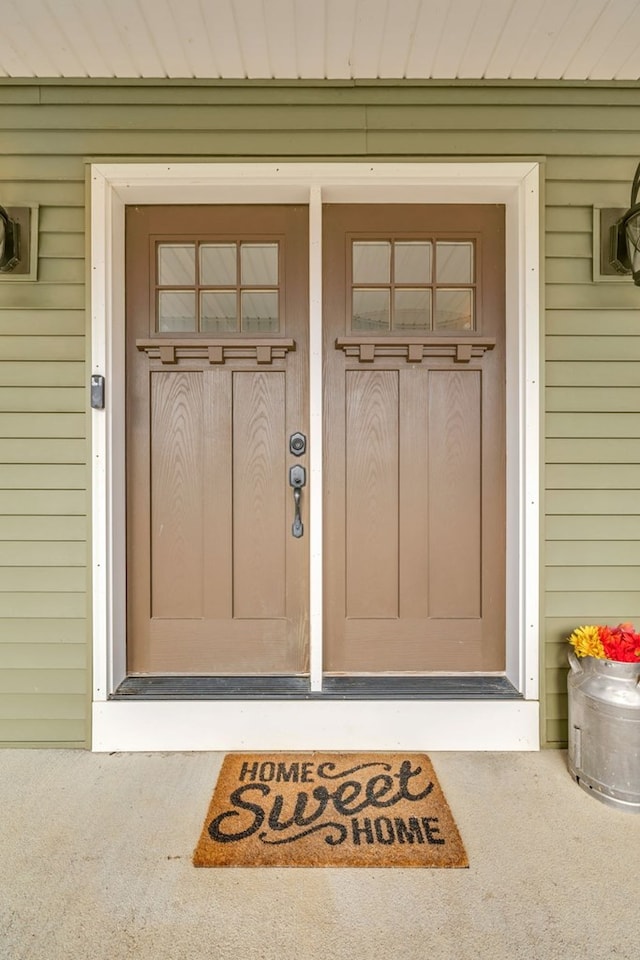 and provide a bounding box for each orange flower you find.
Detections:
[599,623,640,663]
